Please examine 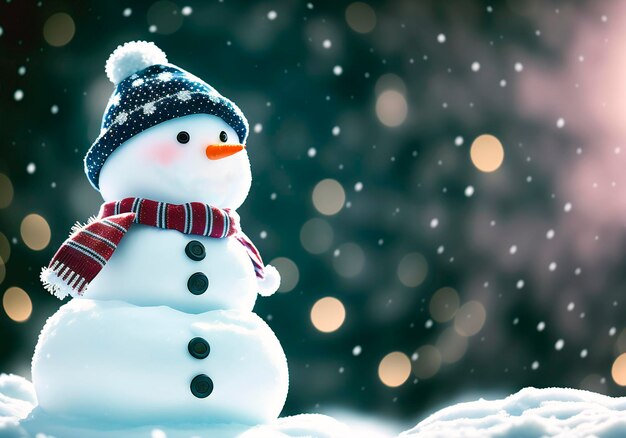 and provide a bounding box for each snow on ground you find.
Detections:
[402,386,626,438]
[3,373,626,437]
